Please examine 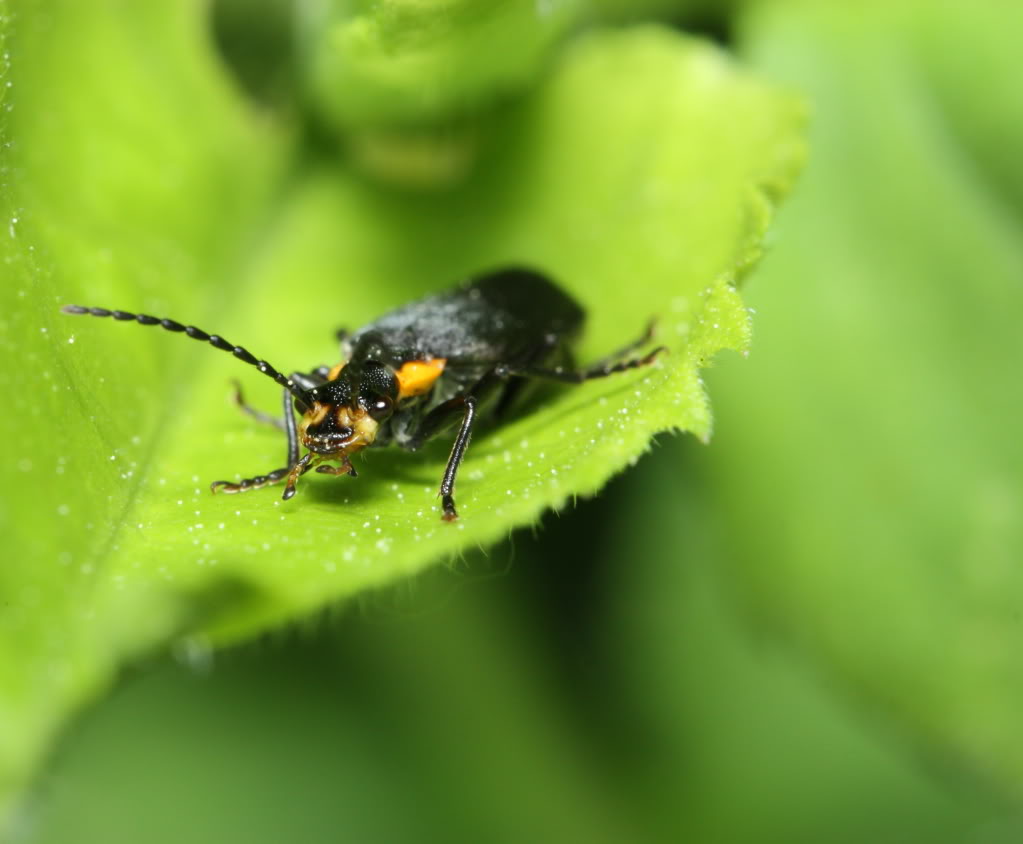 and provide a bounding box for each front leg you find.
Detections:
[407,375,497,520]
[210,466,292,494]
[282,452,316,500]
[407,395,478,521]
[212,386,303,494]
[438,396,478,521]
[316,461,358,479]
